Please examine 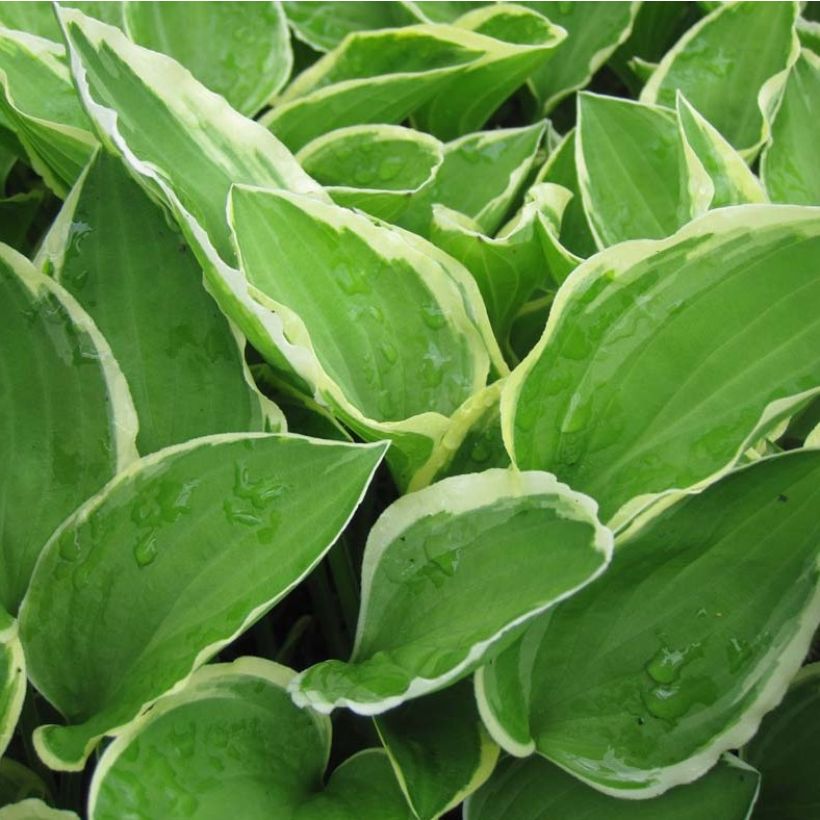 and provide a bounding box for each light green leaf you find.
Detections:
[408,121,546,238]
[87,658,412,820]
[124,1,292,116]
[0,242,137,613]
[0,611,25,759]
[476,450,820,797]
[0,27,96,196]
[0,800,78,820]
[430,183,555,354]
[533,130,596,258]
[262,24,493,151]
[576,92,695,248]
[412,4,566,140]
[0,2,123,41]
[18,433,386,770]
[676,93,766,208]
[522,1,641,112]
[228,185,502,489]
[465,754,761,820]
[37,150,281,456]
[291,468,612,715]
[375,680,499,820]
[297,124,444,224]
[410,381,509,491]
[641,1,800,156]
[502,205,820,525]
[57,6,325,385]
[761,49,820,205]
[745,663,820,819]
[284,0,417,52]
